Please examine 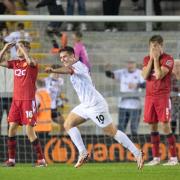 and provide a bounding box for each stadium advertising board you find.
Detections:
[0,135,180,163]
